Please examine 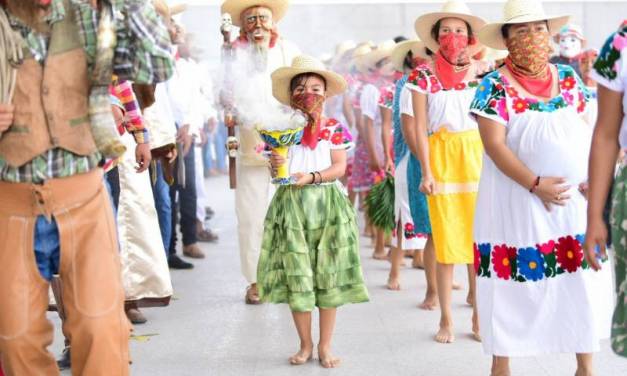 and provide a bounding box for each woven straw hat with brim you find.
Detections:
[415,0,486,56]
[153,0,187,20]
[357,40,397,74]
[391,39,429,71]
[478,0,570,50]
[331,40,357,67]
[221,0,289,27]
[350,42,374,72]
[271,55,348,106]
